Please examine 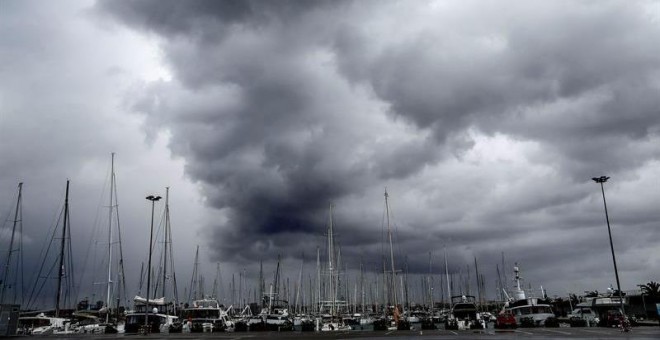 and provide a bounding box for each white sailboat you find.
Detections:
[73,153,125,334]
[318,204,351,332]
[17,313,69,335]
[374,189,410,331]
[20,181,75,334]
[97,153,125,332]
